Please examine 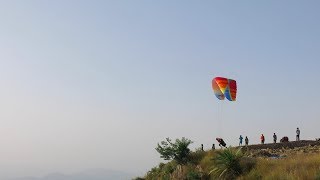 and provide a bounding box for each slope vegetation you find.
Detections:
[137,140,320,180]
